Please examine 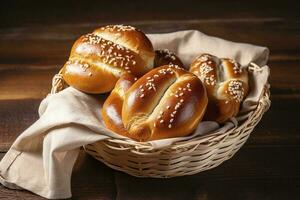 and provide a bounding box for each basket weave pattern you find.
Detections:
[51,63,270,178]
